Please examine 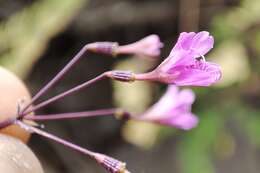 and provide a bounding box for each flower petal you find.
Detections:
[141,85,179,119]
[138,86,198,130]
[190,31,214,57]
[176,89,195,107]
[159,50,192,72]
[158,113,198,130]
[166,31,214,66]
[170,61,222,86]
[174,31,214,57]
[170,32,196,54]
